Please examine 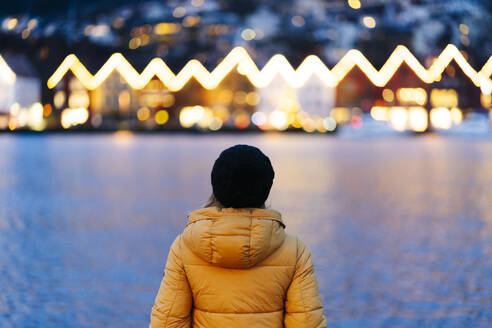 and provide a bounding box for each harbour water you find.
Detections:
[0,133,491,327]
